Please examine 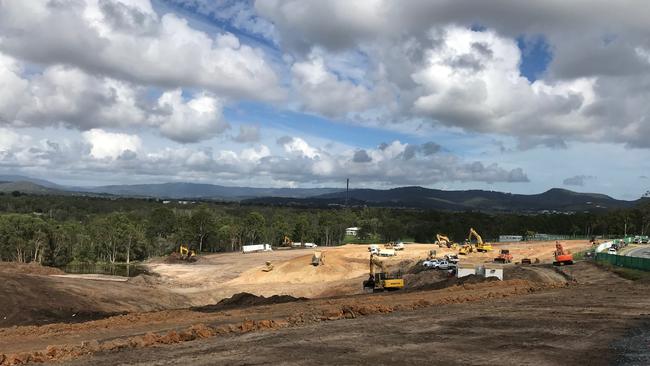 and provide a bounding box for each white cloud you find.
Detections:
[82,129,142,159]
[277,136,320,159]
[0,0,283,100]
